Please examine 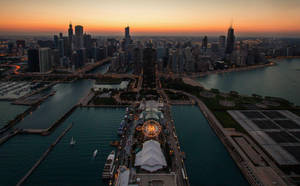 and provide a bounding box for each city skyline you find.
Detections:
[1,0,300,185]
[1,0,300,37]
